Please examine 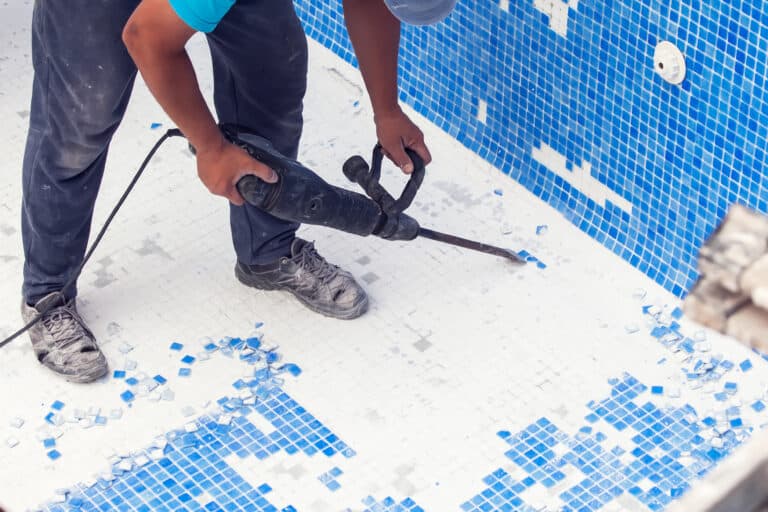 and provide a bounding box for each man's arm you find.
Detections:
[343,0,432,173]
[123,0,276,205]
